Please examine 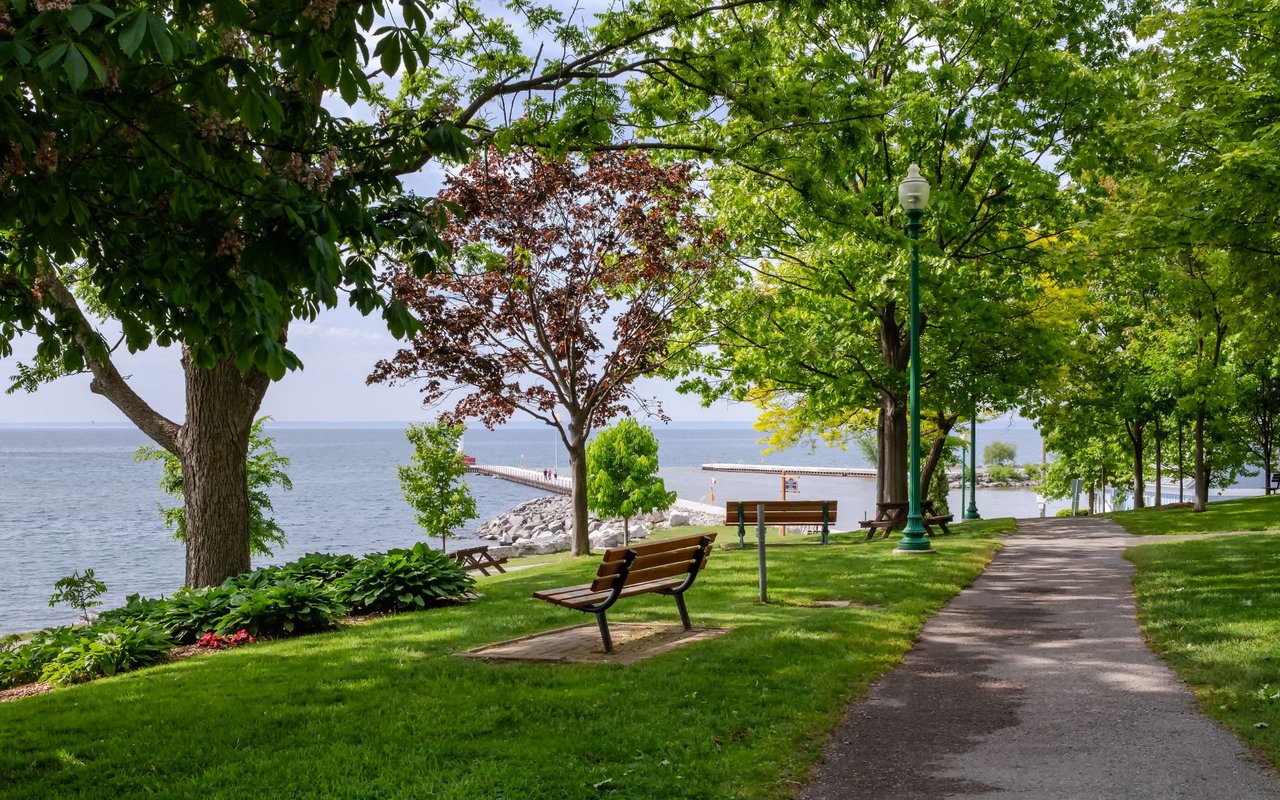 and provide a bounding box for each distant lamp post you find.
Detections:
[965,413,981,520]
[895,164,933,554]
